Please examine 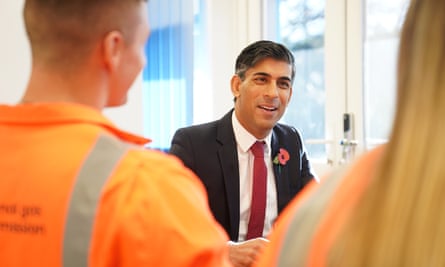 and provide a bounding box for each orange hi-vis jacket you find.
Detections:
[0,103,232,267]
[255,146,384,267]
